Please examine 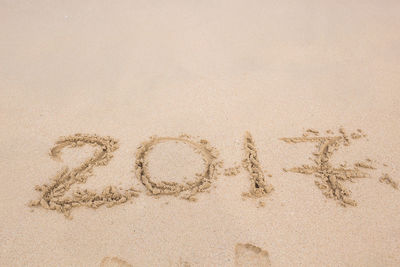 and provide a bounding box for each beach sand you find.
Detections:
[1,1,400,266]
